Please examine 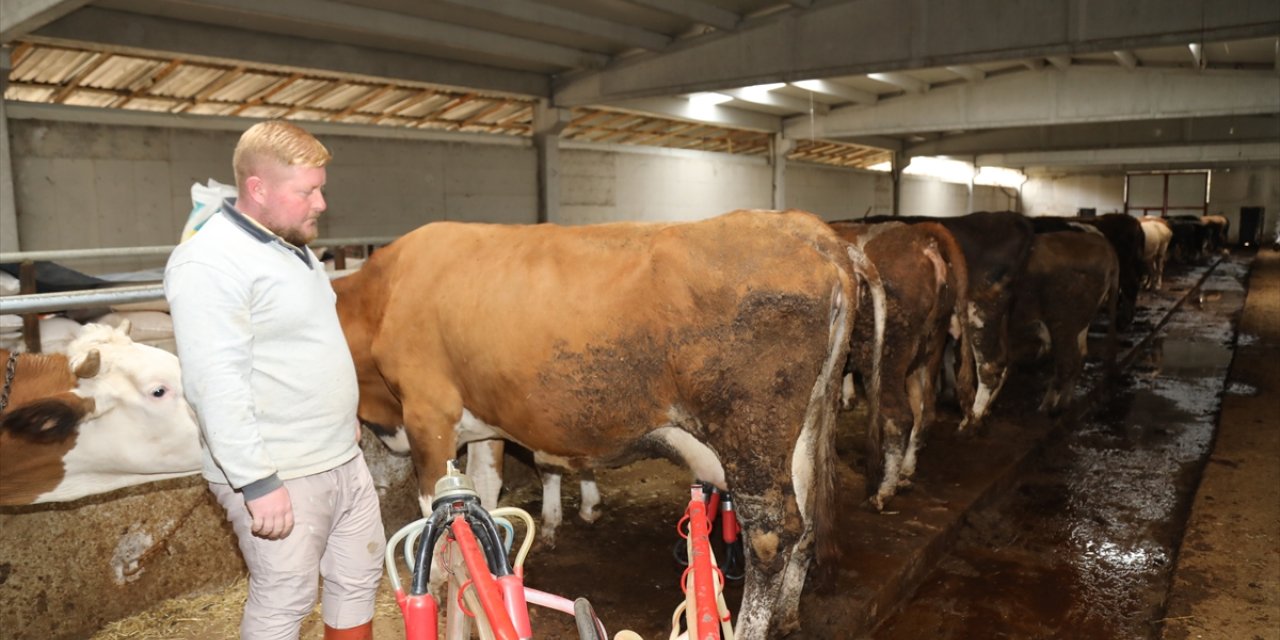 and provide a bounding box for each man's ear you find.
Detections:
[244,174,267,205]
